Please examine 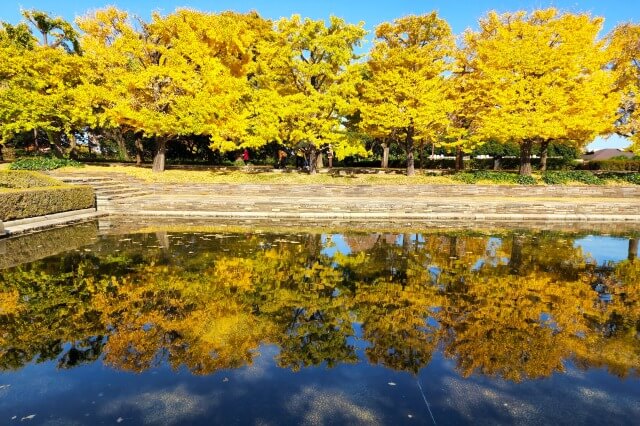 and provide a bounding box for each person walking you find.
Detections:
[242,148,249,164]
[277,149,288,169]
